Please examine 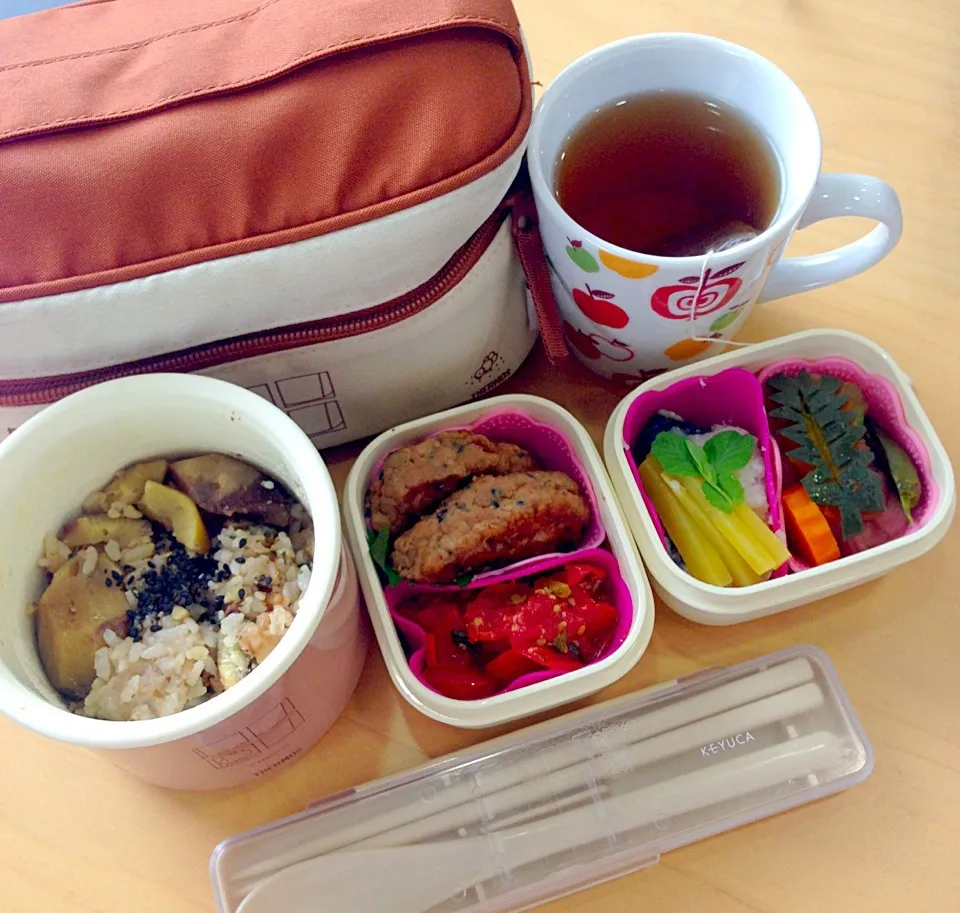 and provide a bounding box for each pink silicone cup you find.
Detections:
[757,355,939,573]
[392,548,634,699]
[366,408,605,584]
[621,367,788,581]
